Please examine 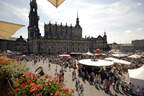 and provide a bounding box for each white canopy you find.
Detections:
[78,59,114,66]
[112,53,128,57]
[128,65,144,88]
[105,57,131,65]
[0,21,24,39]
[94,53,106,56]
[128,65,144,80]
[128,54,141,59]
[59,54,70,57]
[83,51,93,56]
